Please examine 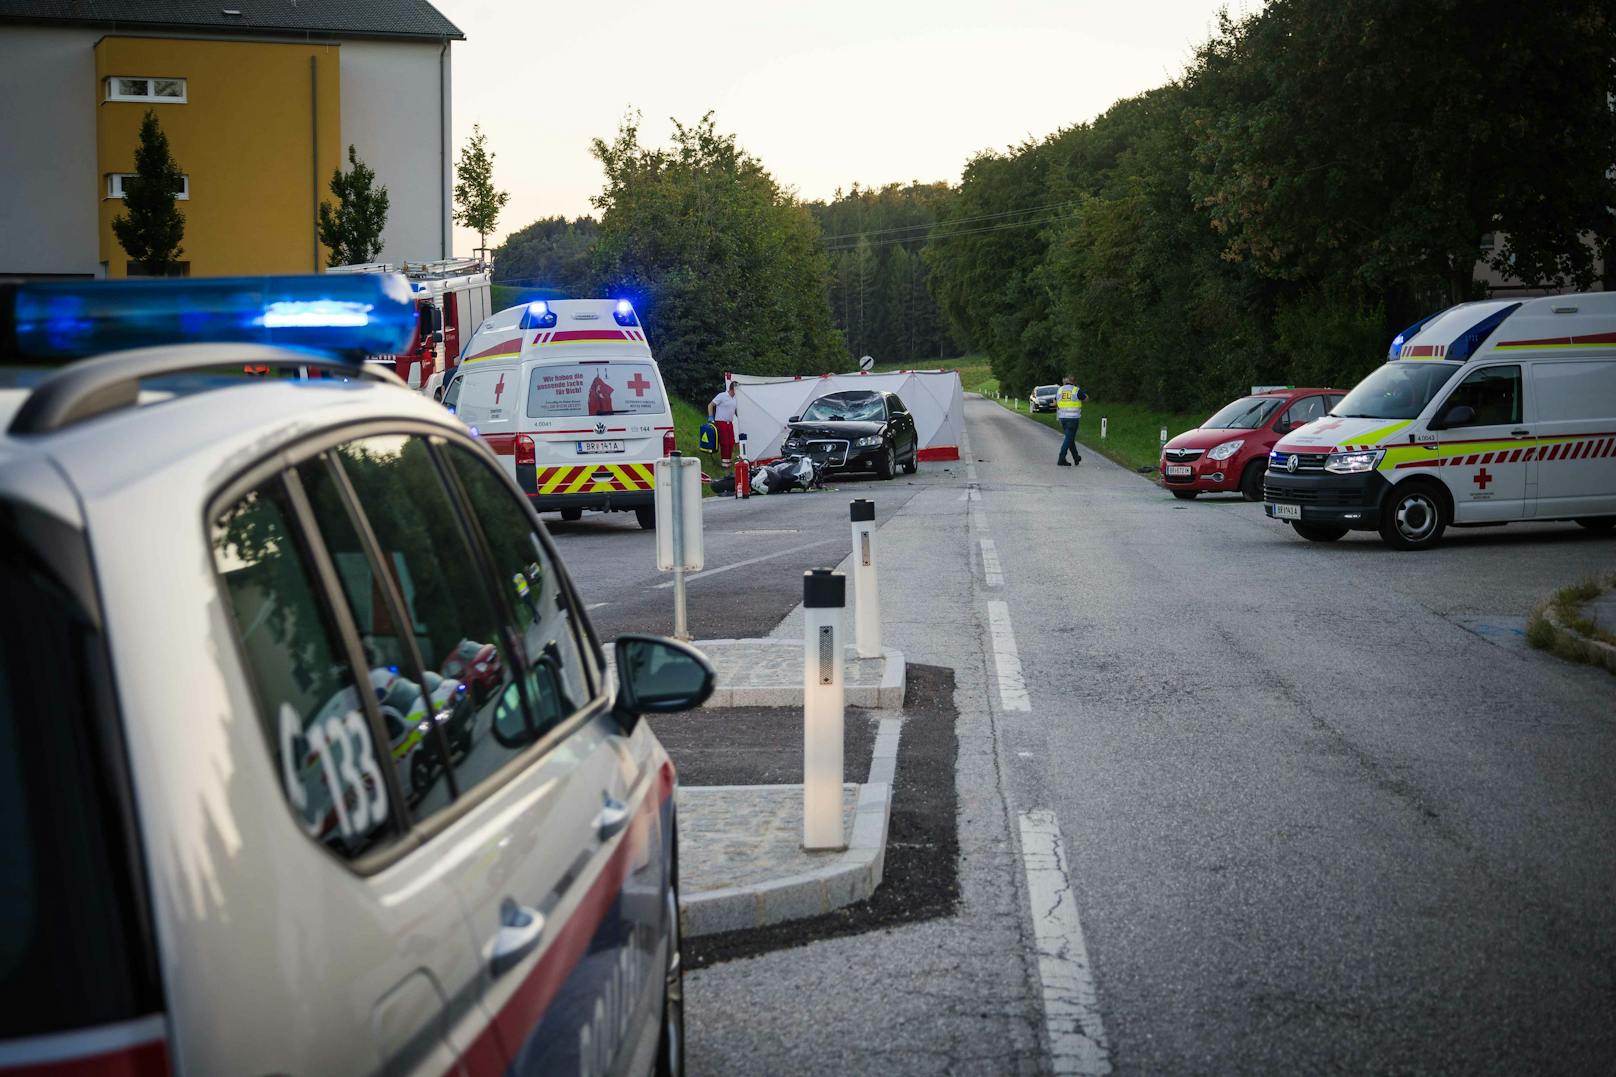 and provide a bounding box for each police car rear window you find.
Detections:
[527,361,665,418]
